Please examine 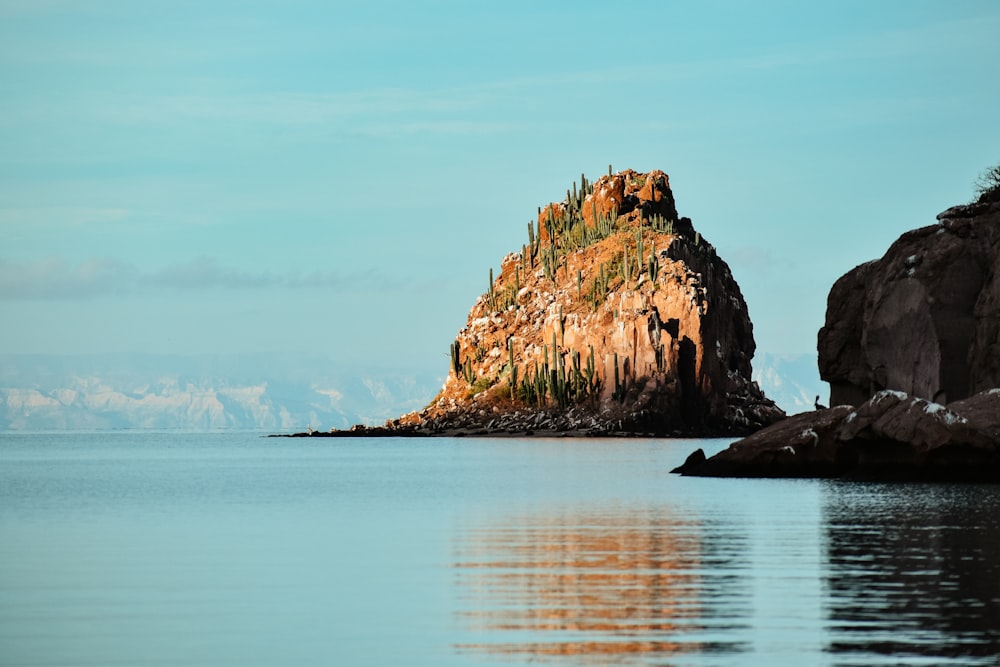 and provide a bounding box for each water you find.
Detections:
[2,433,999,666]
